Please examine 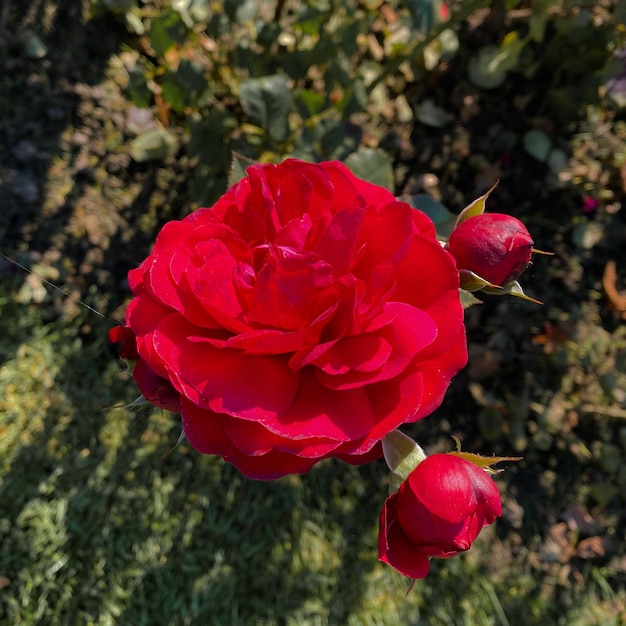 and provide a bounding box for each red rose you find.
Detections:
[446,213,534,286]
[378,453,502,579]
[118,159,467,479]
